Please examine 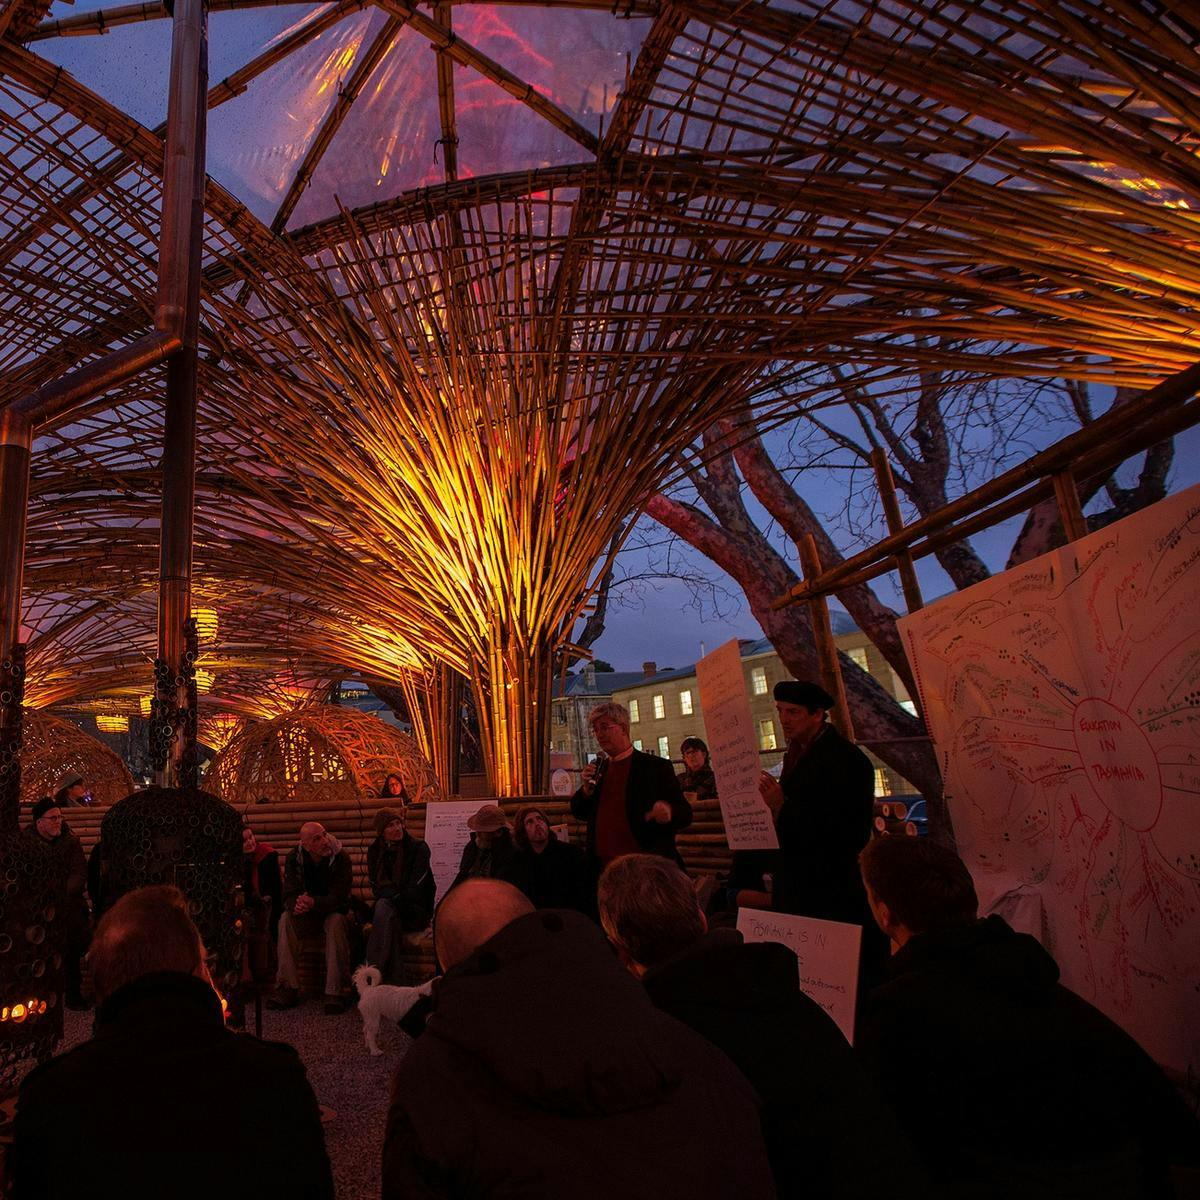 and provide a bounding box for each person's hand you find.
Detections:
[293,893,314,916]
[646,801,672,824]
[580,761,600,795]
[758,773,785,820]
